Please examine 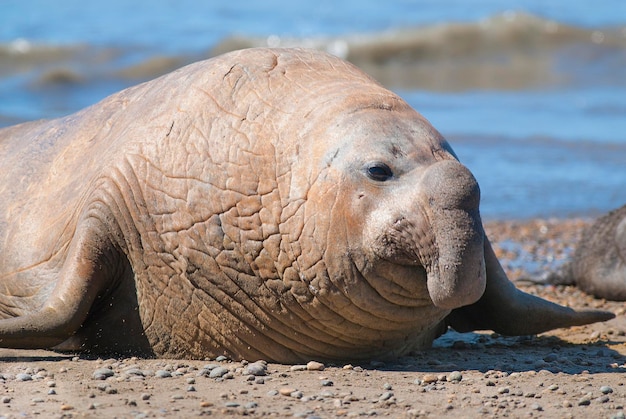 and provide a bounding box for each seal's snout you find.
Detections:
[421,160,486,309]
[424,160,480,212]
